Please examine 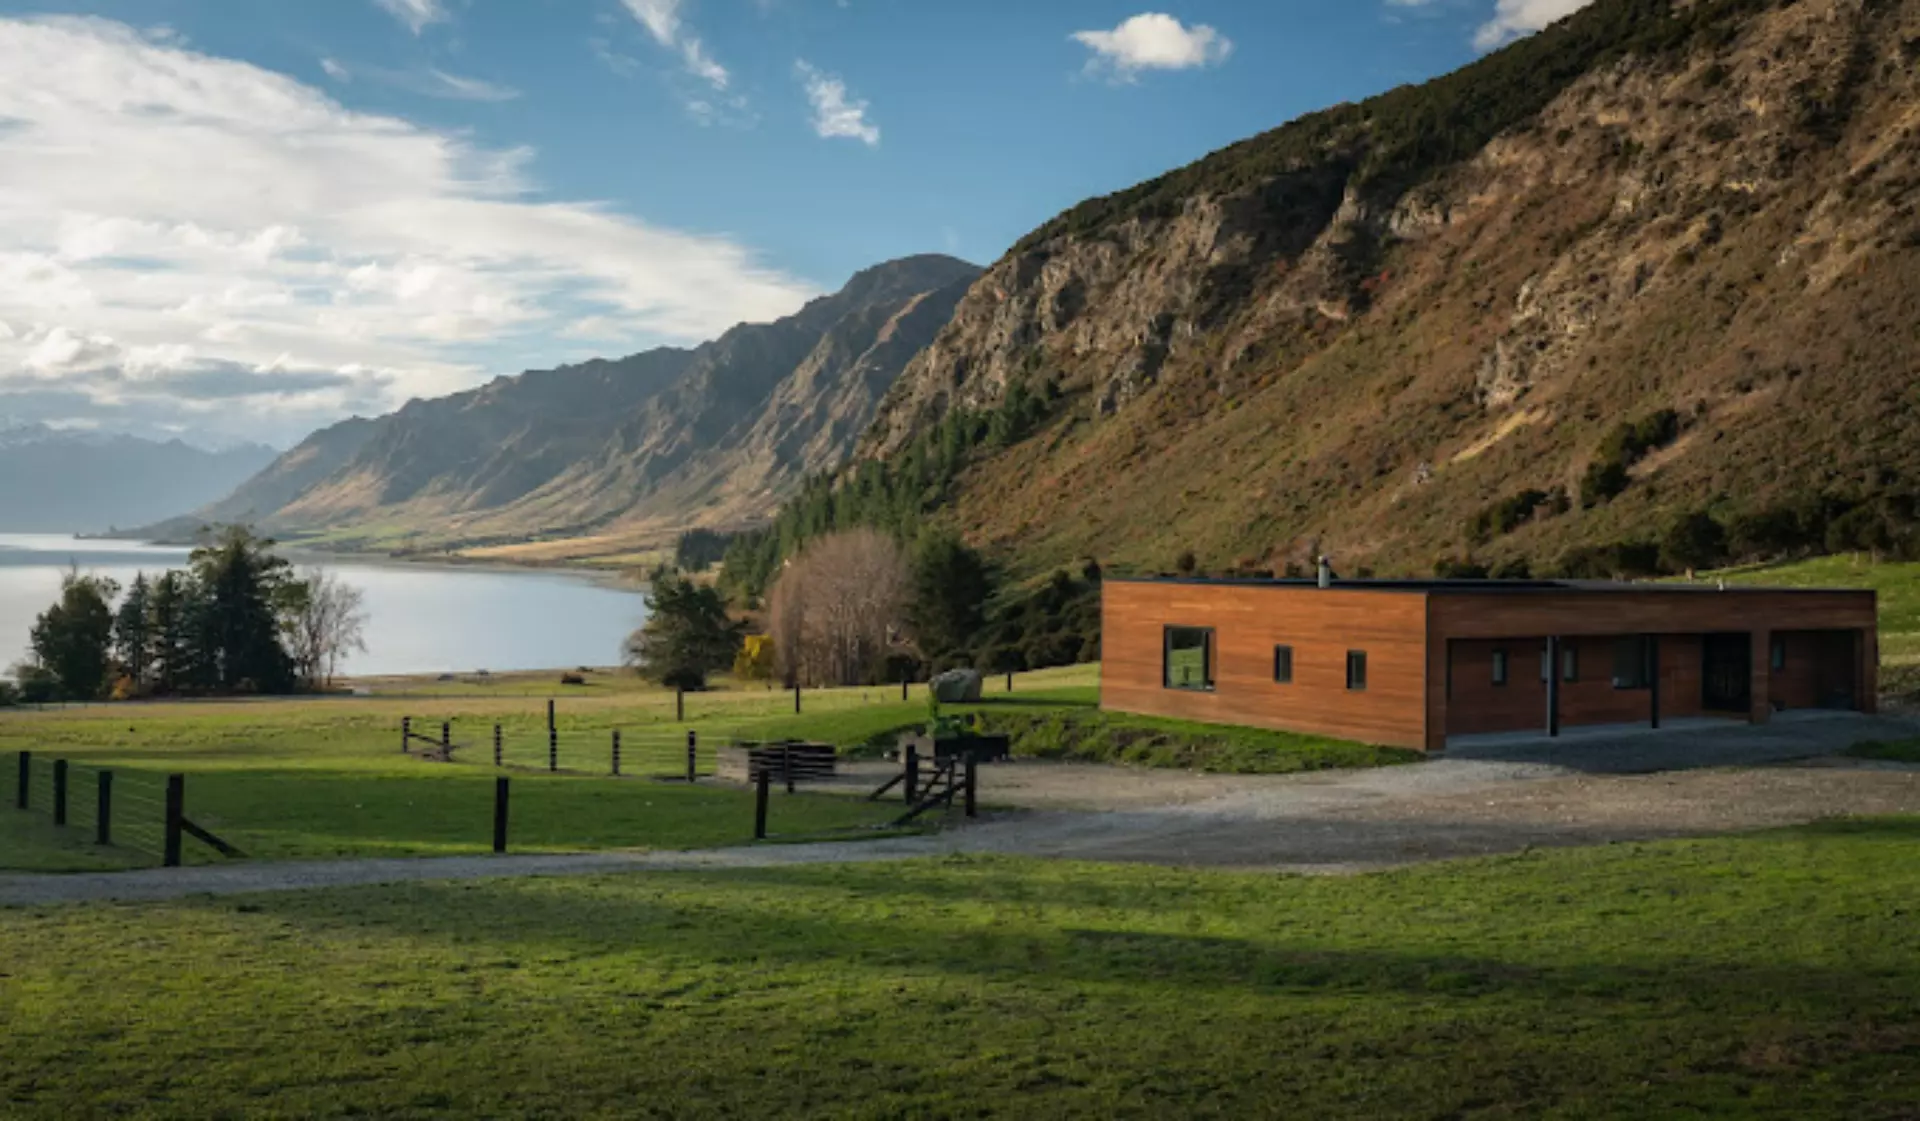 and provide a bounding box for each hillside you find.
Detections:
[167,255,980,554]
[0,424,276,533]
[845,0,1920,581]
